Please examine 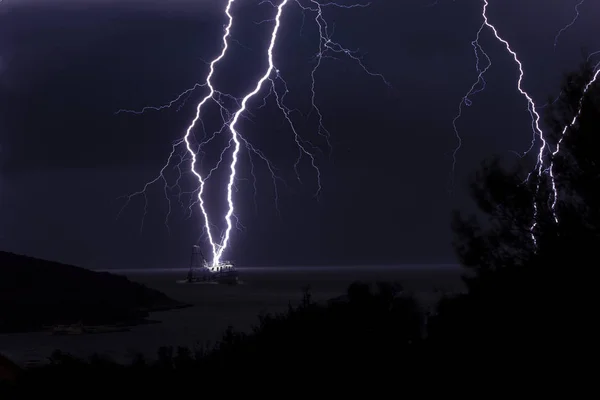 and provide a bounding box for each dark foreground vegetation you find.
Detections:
[2,61,597,392]
[0,251,189,333]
